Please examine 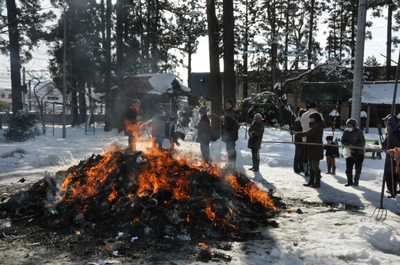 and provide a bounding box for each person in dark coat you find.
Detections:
[247,113,264,172]
[149,106,167,149]
[293,108,307,173]
[324,135,340,175]
[195,106,212,163]
[292,112,326,188]
[341,118,365,186]
[166,116,180,151]
[125,99,143,151]
[221,99,240,165]
[381,115,400,197]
